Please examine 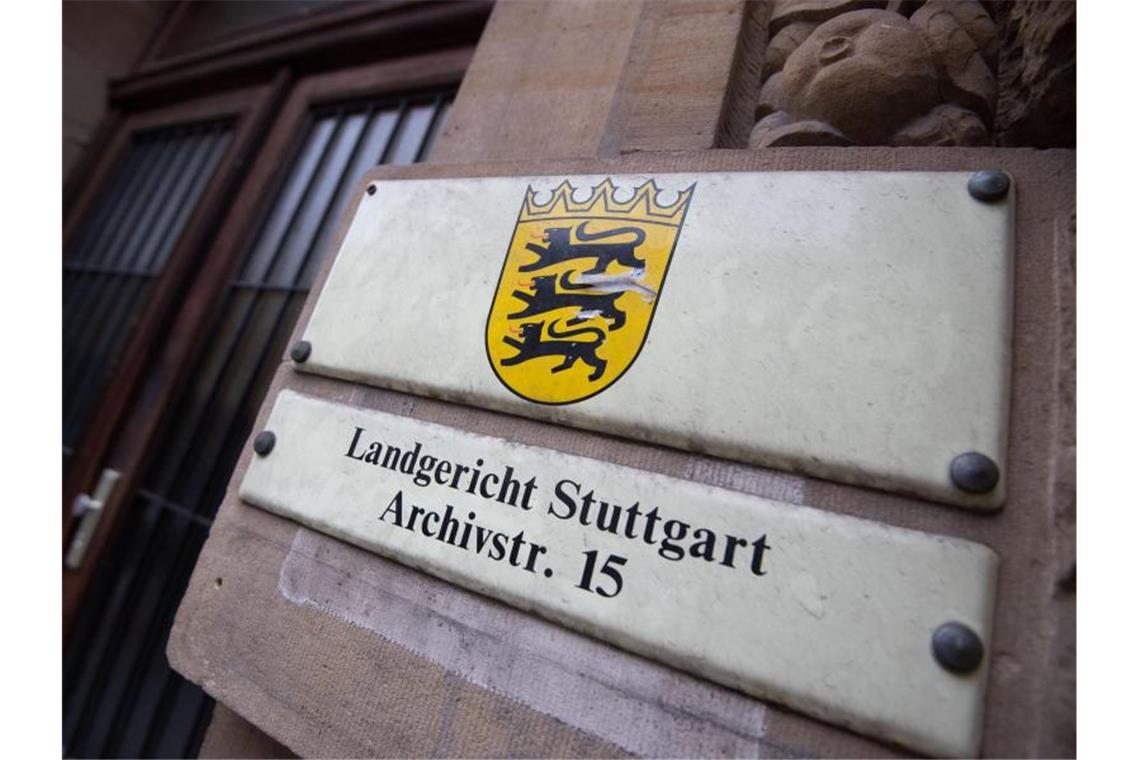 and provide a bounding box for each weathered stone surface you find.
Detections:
[749,110,795,136]
[892,104,988,146]
[943,0,999,69]
[885,0,925,15]
[748,1,1005,148]
[995,0,1076,148]
[912,0,998,122]
[754,71,788,119]
[769,0,886,34]
[781,9,940,144]
[762,21,817,79]
[741,0,1075,150]
[749,117,853,147]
